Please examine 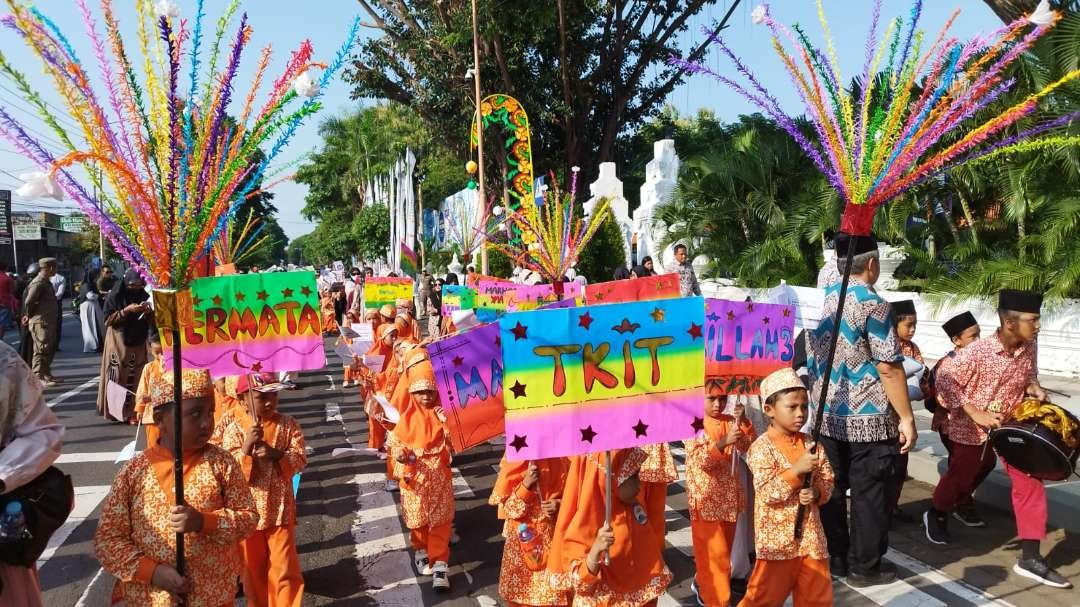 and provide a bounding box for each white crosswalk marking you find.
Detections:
[55,451,122,464]
[884,549,1018,607]
[451,467,475,498]
[47,376,99,408]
